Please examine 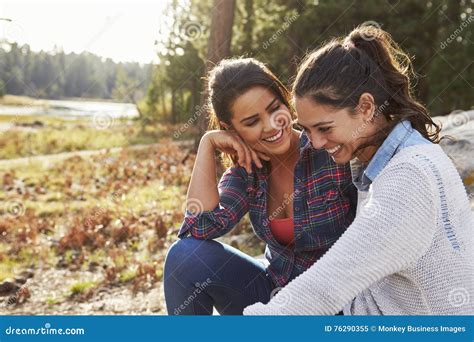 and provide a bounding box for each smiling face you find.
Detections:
[295,95,381,164]
[228,86,294,156]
